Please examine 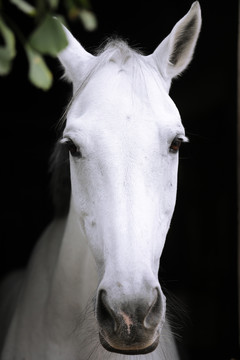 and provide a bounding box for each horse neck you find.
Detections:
[42,200,98,344]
